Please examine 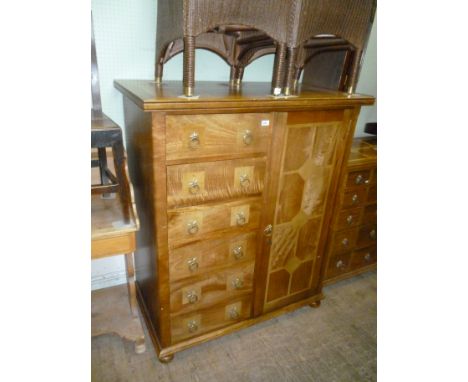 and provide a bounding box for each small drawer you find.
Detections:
[334,208,363,230]
[170,296,252,343]
[362,203,377,225]
[169,231,257,282]
[346,169,371,188]
[165,113,272,161]
[326,252,352,279]
[356,224,377,248]
[166,157,266,208]
[341,188,368,209]
[350,246,377,270]
[168,198,262,247]
[367,185,377,203]
[331,227,359,255]
[169,262,254,315]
